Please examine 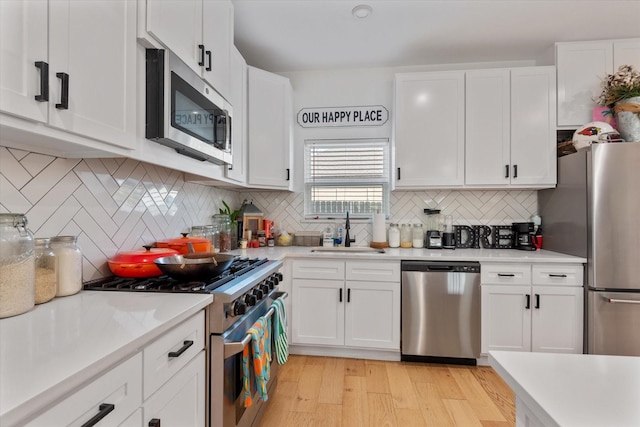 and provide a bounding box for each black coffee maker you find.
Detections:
[512,222,536,251]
